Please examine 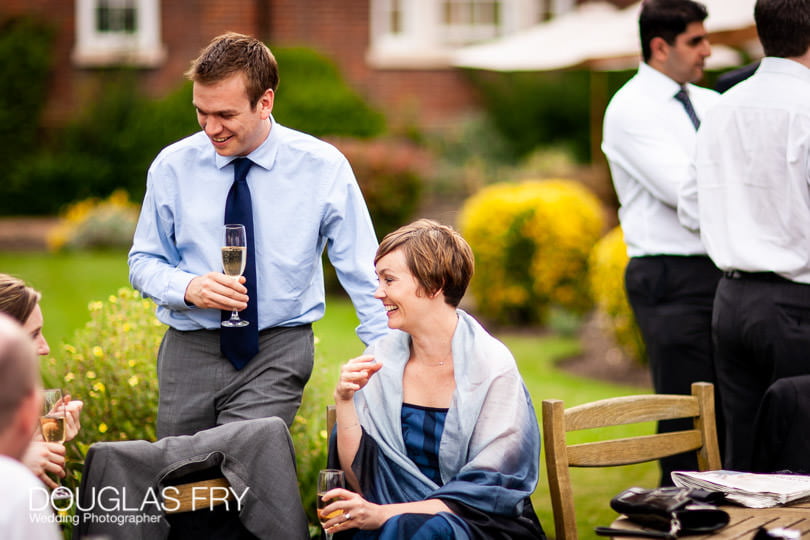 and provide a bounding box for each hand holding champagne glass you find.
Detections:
[40,389,71,500]
[221,224,249,327]
[40,388,66,443]
[318,469,346,540]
